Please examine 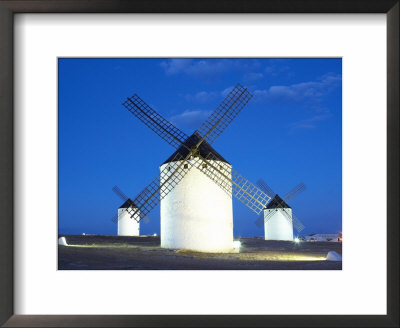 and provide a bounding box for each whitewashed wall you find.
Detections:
[117,208,140,236]
[160,159,233,252]
[264,208,293,241]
